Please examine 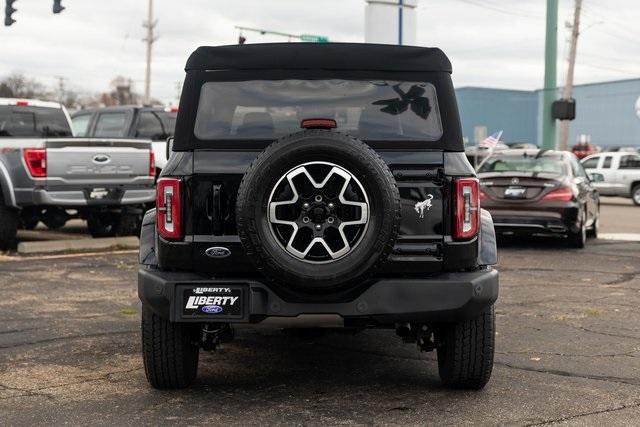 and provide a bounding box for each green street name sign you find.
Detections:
[300,34,329,43]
